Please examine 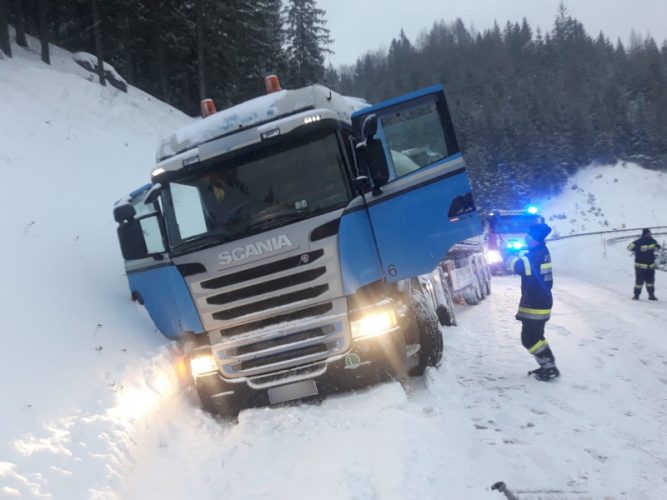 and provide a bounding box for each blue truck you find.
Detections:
[113,77,484,415]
